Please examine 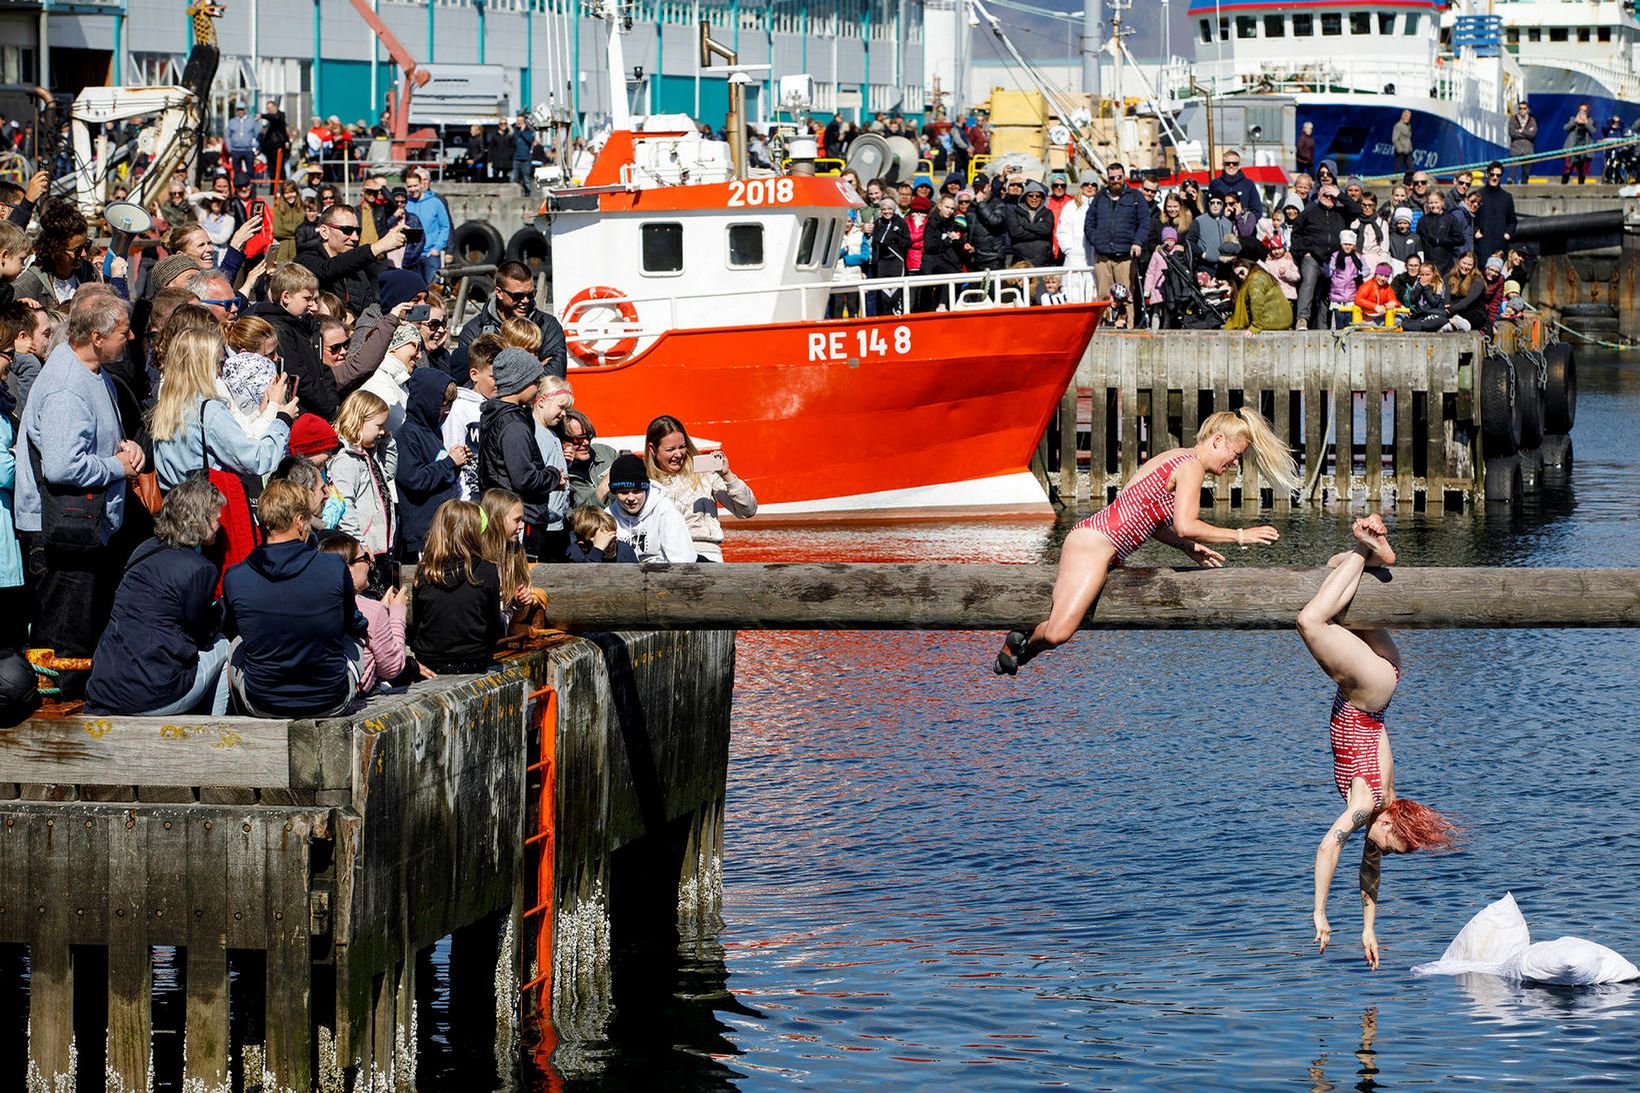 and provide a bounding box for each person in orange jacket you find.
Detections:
[1353,262,1401,322]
